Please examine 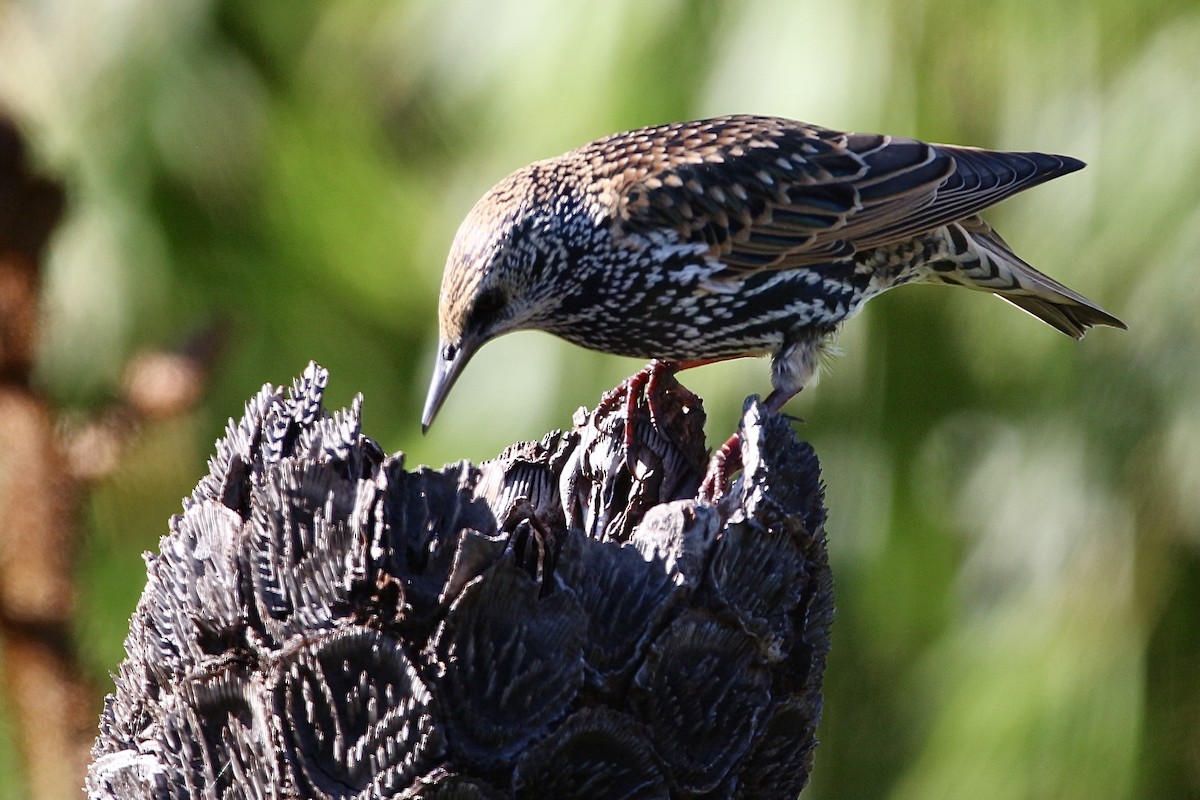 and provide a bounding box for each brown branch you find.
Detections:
[0,112,97,800]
